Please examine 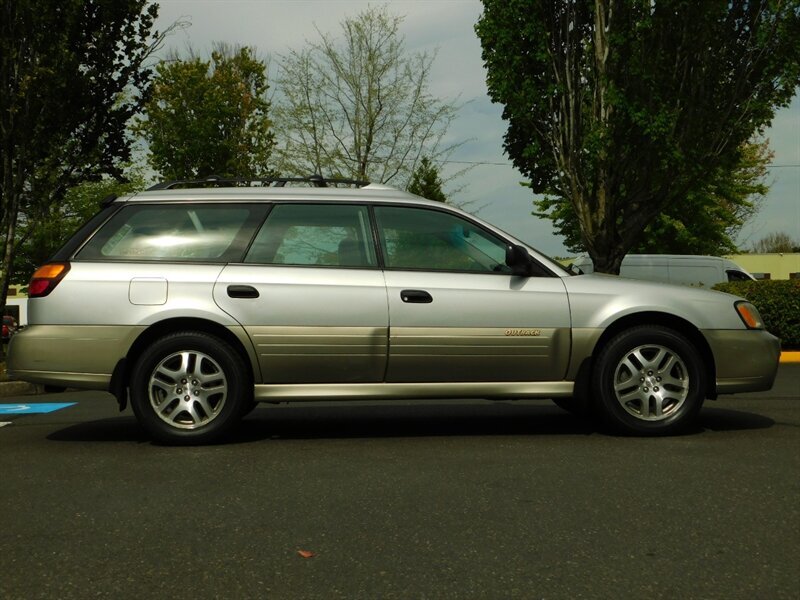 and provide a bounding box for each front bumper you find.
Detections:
[703,329,781,395]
